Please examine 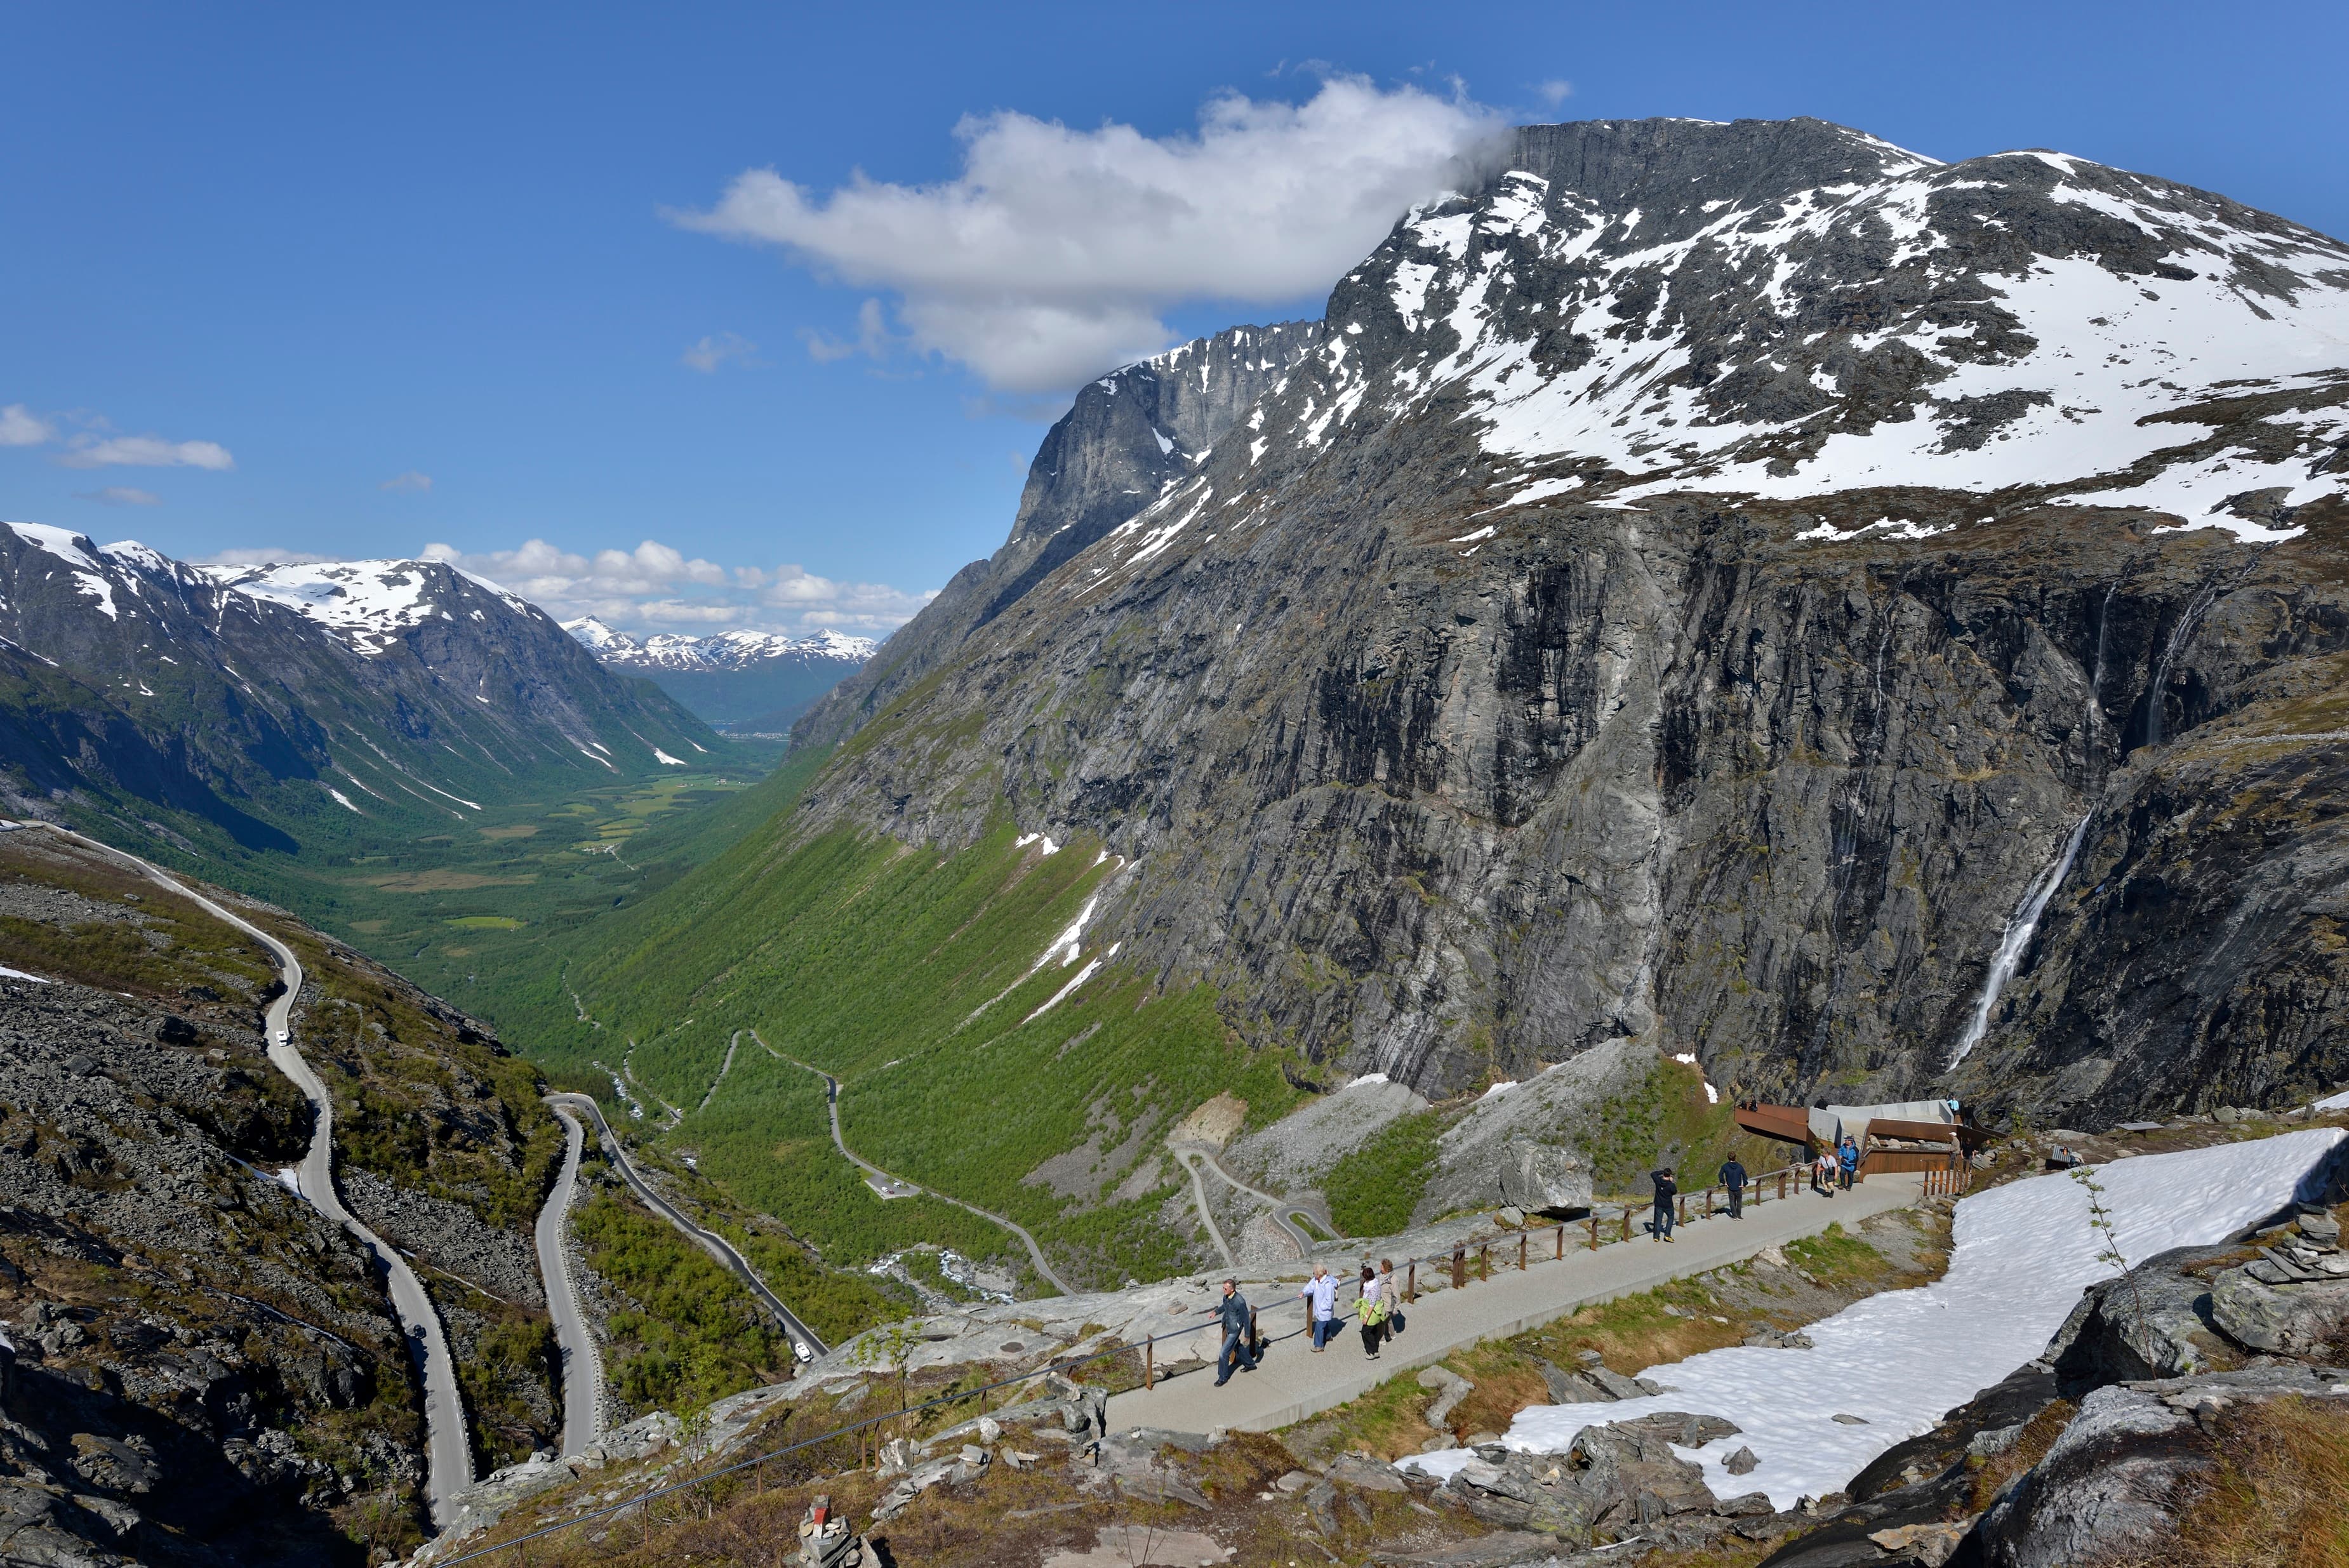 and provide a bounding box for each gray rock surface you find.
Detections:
[2207,1265,2349,1355]
[1225,1076,1431,1199]
[1415,1042,1654,1221]
[800,318,1325,750]
[778,116,2349,1120]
